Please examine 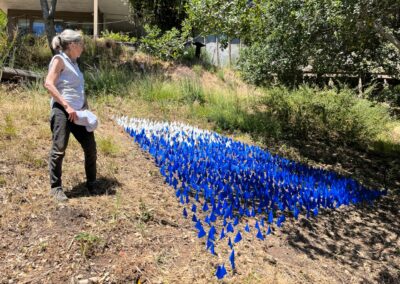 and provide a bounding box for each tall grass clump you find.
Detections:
[195,89,251,132]
[135,76,181,102]
[179,78,205,104]
[85,66,134,97]
[255,86,391,146]
[135,76,206,105]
